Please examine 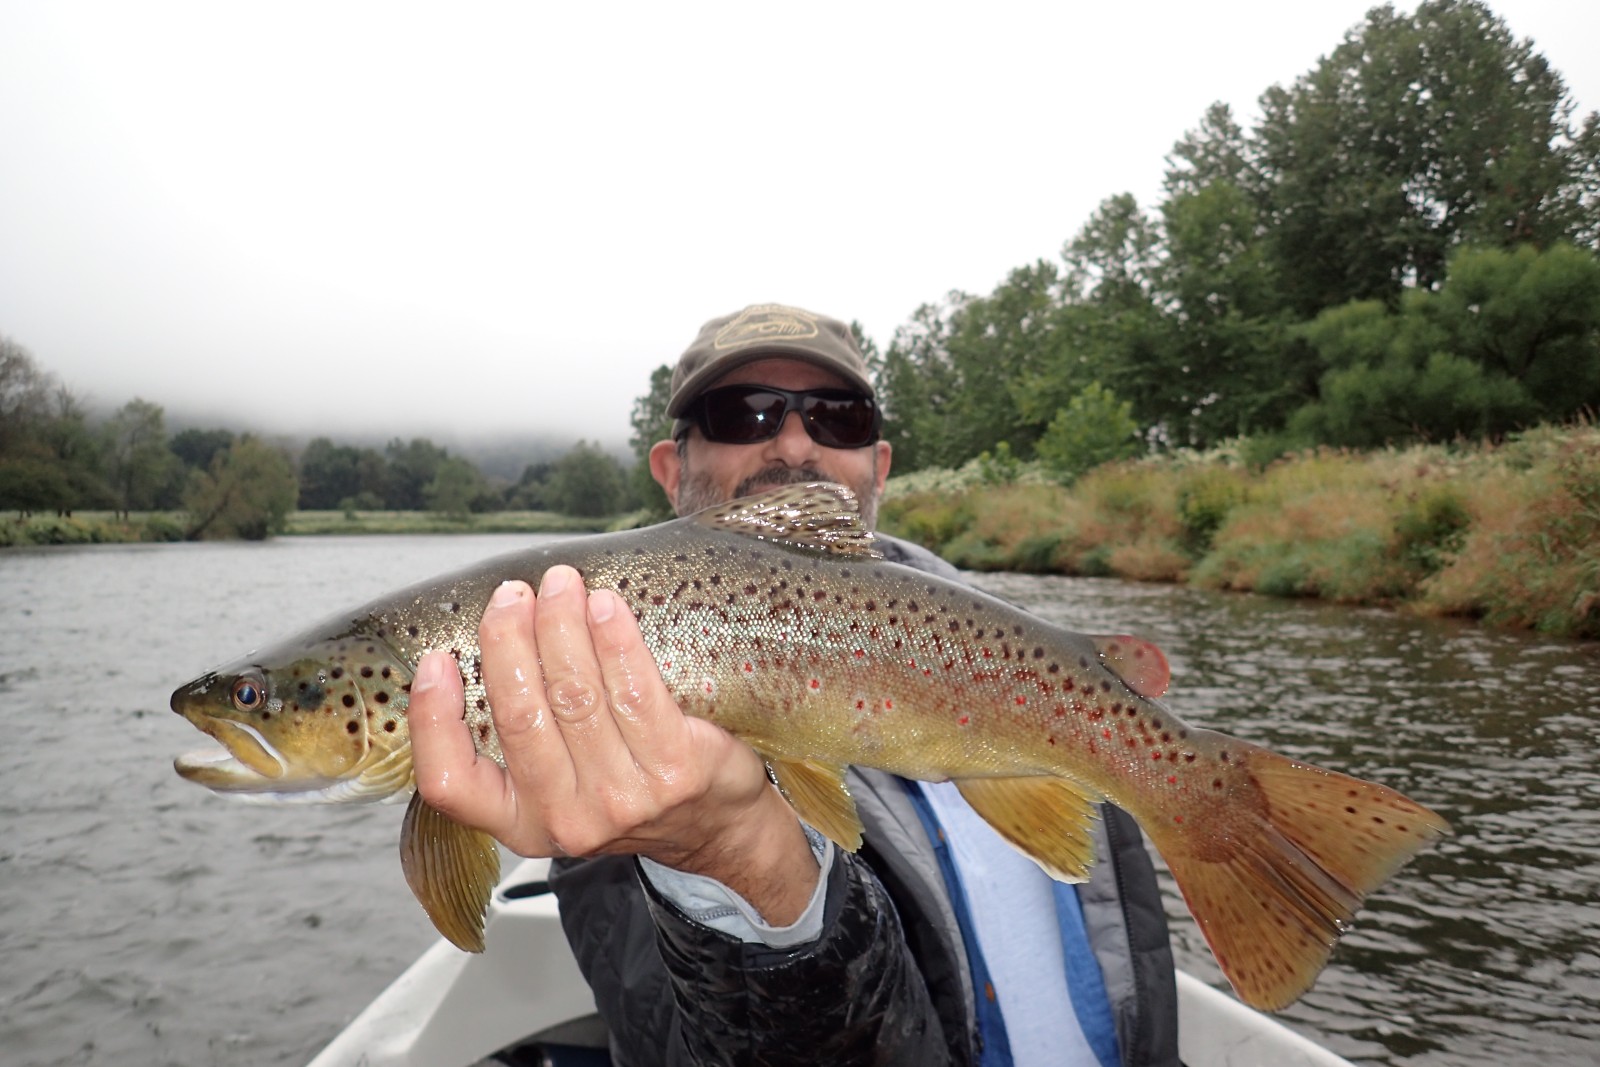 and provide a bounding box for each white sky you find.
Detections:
[1,1,1595,447]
